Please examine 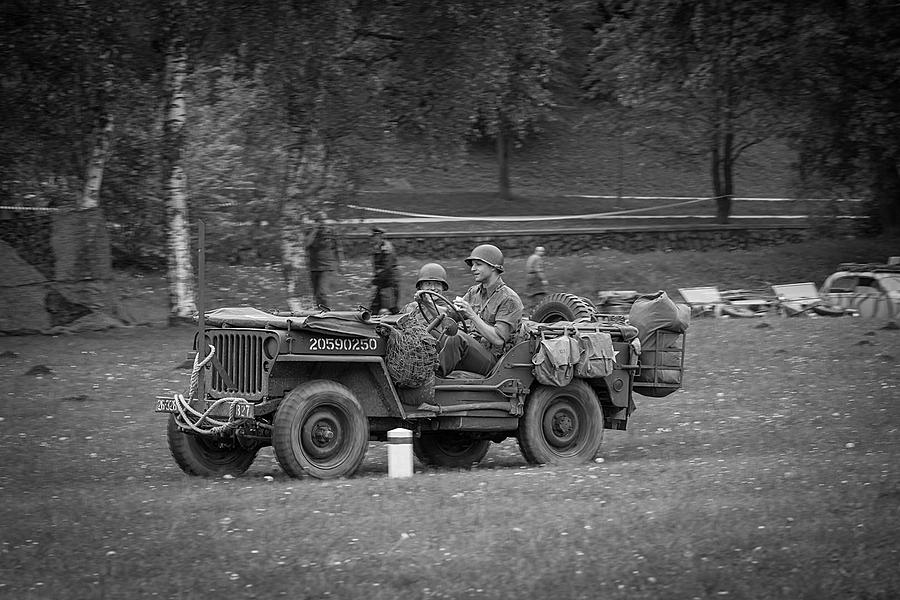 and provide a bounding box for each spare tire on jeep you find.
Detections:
[531,293,597,323]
